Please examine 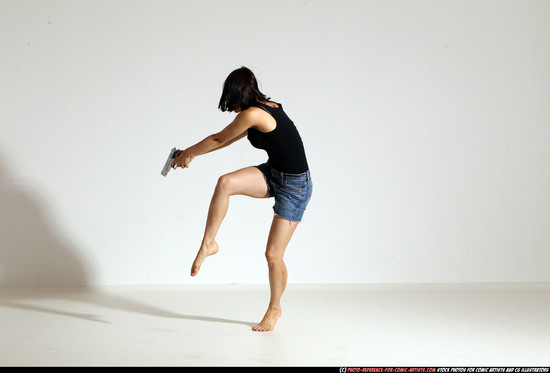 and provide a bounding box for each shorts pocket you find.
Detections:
[284,177,306,191]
